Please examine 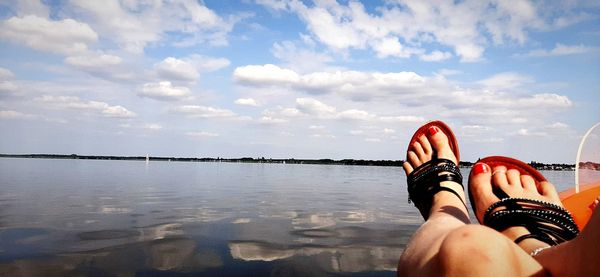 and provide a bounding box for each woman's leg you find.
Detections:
[398,126,470,275]
[398,127,544,276]
[469,162,600,276]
